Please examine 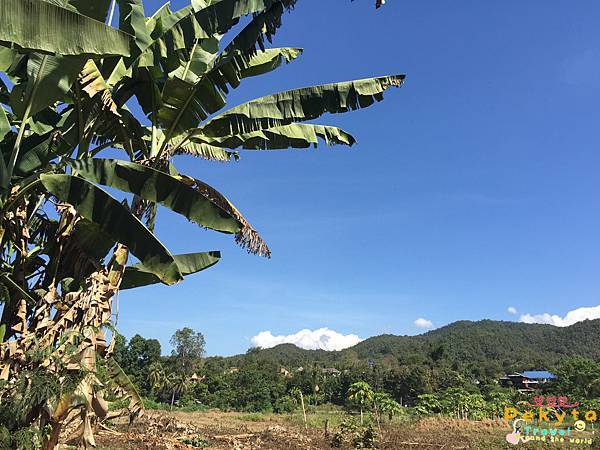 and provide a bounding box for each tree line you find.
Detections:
[112,327,600,418]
